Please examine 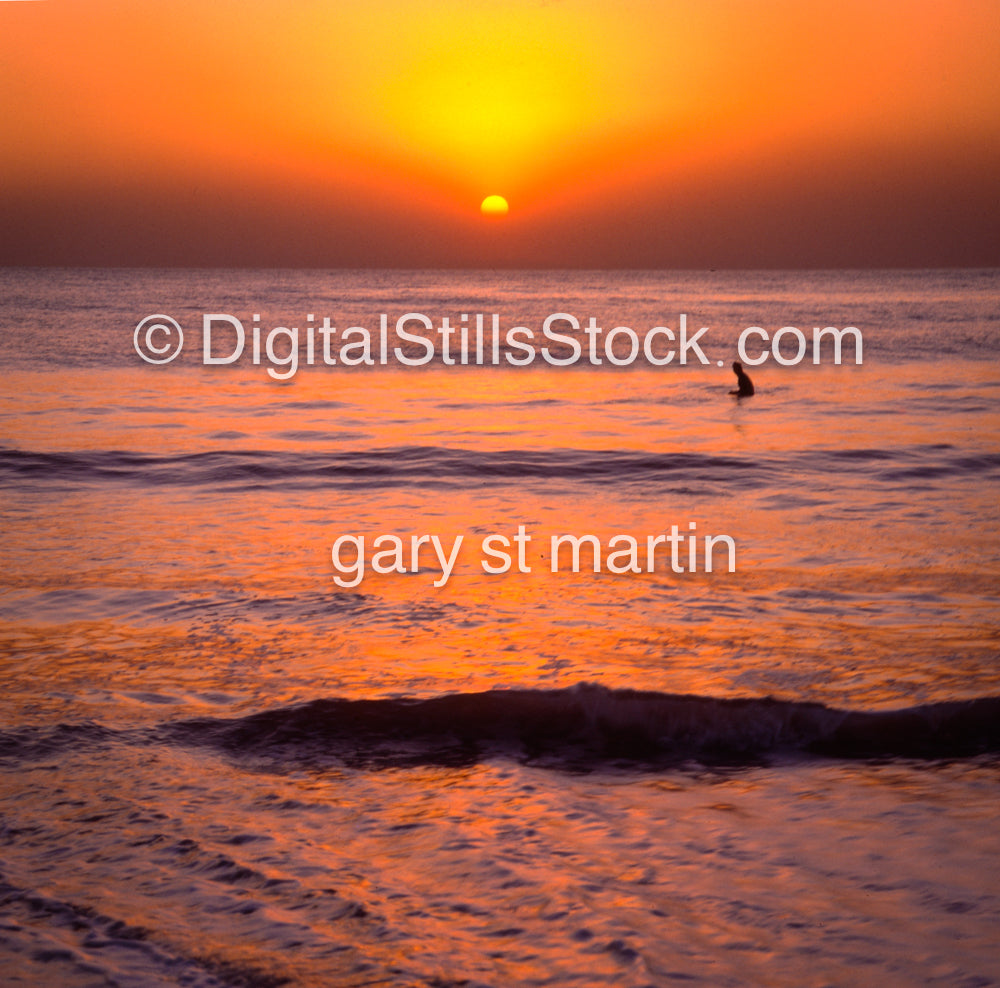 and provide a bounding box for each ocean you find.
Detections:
[1,267,998,987]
